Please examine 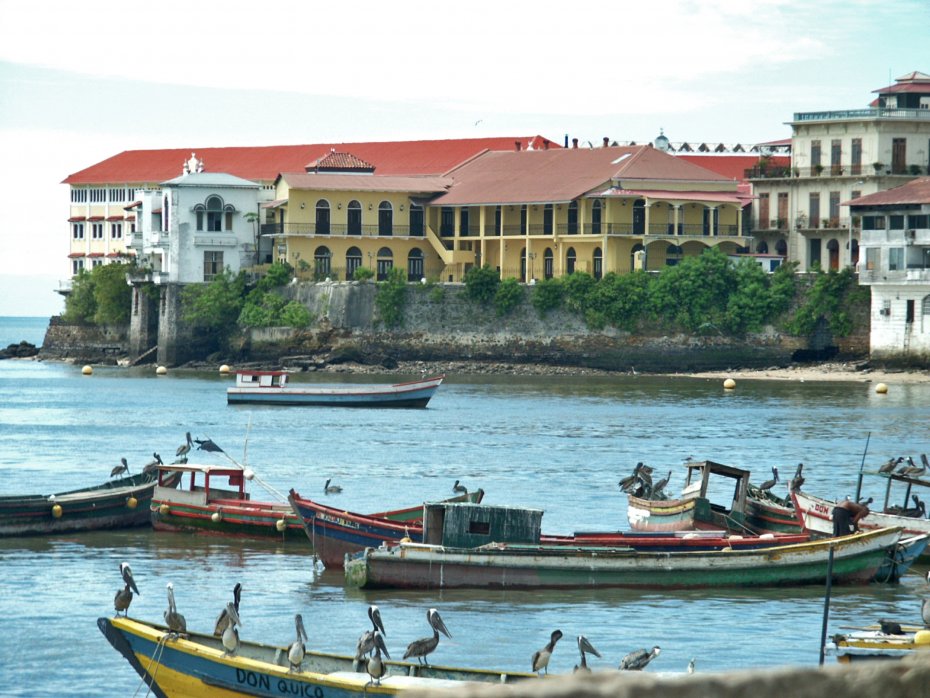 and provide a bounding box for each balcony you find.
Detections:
[859,266,930,284]
[793,107,930,122]
[861,228,930,246]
